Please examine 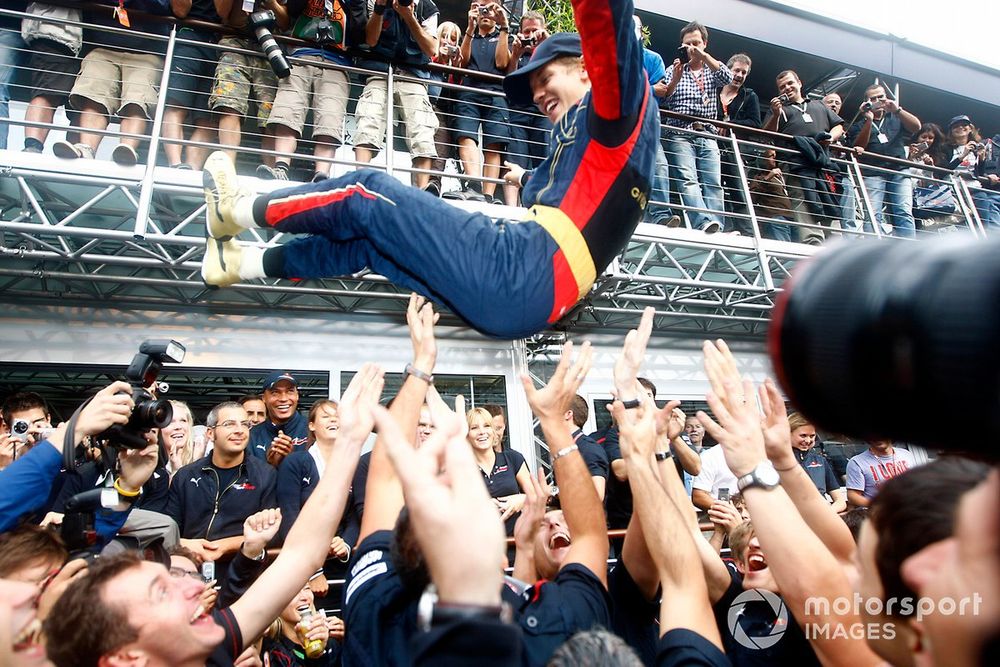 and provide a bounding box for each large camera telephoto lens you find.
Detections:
[768,235,1000,454]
